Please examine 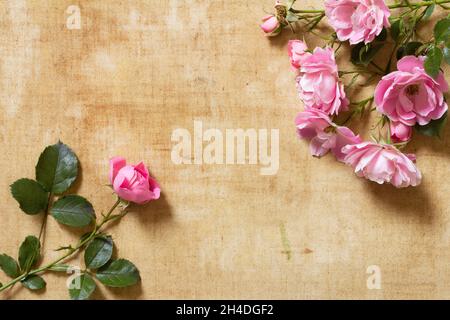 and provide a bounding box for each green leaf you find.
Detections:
[396,41,423,60]
[84,236,113,270]
[18,236,40,272]
[21,275,46,290]
[415,112,448,138]
[0,254,20,278]
[96,259,140,288]
[286,12,299,23]
[35,142,78,194]
[69,273,96,300]
[444,46,450,65]
[423,4,435,21]
[376,28,387,42]
[390,20,402,41]
[50,195,95,227]
[286,0,295,9]
[351,43,383,66]
[351,43,365,65]
[434,18,450,43]
[425,46,443,78]
[10,179,48,215]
